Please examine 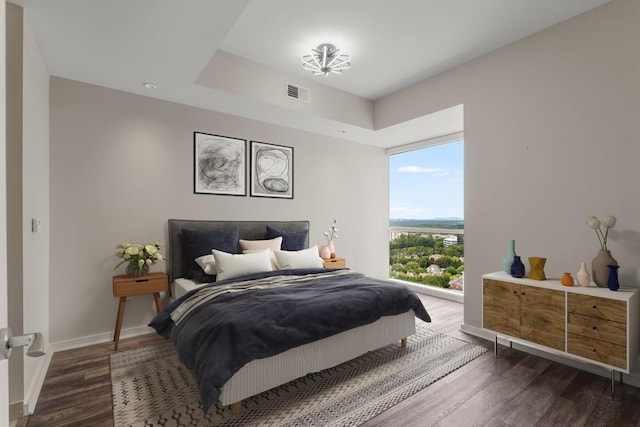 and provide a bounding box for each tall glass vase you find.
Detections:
[328,240,336,259]
[502,240,516,273]
[592,249,617,287]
